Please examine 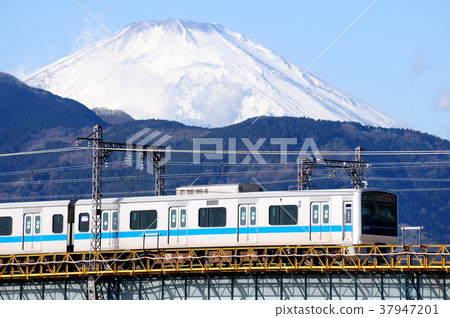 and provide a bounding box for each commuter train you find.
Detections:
[0,184,398,255]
